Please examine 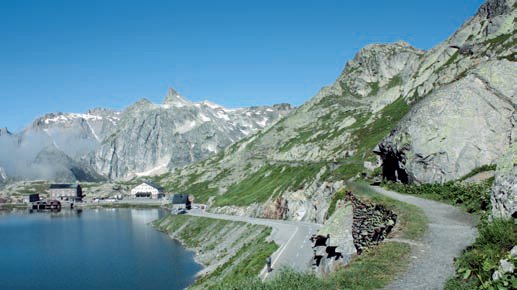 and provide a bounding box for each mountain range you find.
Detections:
[0,90,292,182]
